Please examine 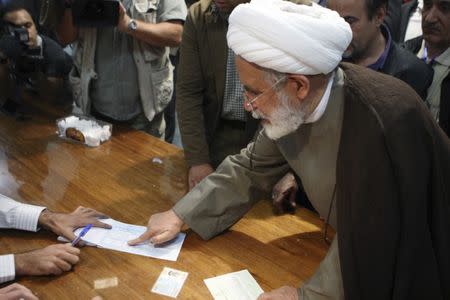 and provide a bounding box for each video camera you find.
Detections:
[71,0,120,27]
[0,23,44,74]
